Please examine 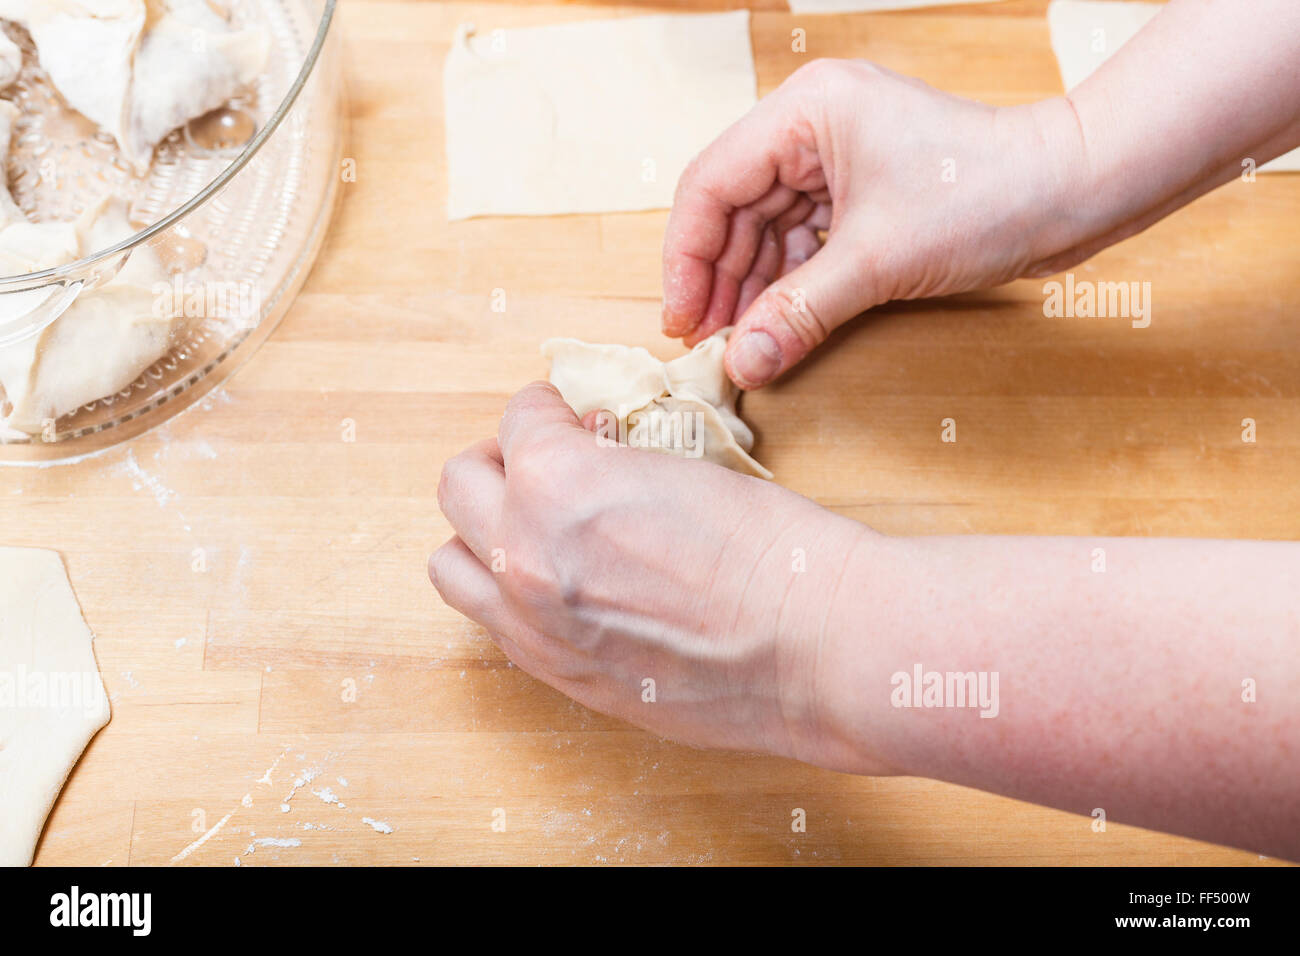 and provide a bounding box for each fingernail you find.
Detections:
[731,331,782,386]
